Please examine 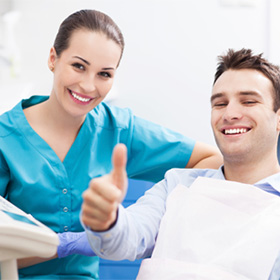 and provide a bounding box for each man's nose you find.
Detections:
[222,102,243,121]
